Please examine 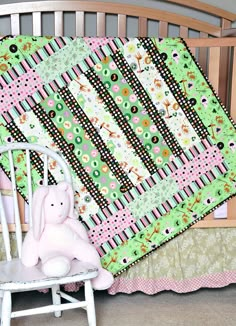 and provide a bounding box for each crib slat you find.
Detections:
[179,26,188,38]
[8,150,22,258]
[32,12,42,36]
[198,32,208,73]
[76,11,85,36]
[159,21,168,37]
[219,19,231,106]
[138,17,147,37]
[118,14,126,37]
[55,11,63,36]
[228,46,236,220]
[218,45,230,106]
[10,13,20,34]
[190,47,196,56]
[181,26,194,59]
[97,12,105,37]
[208,46,220,91]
